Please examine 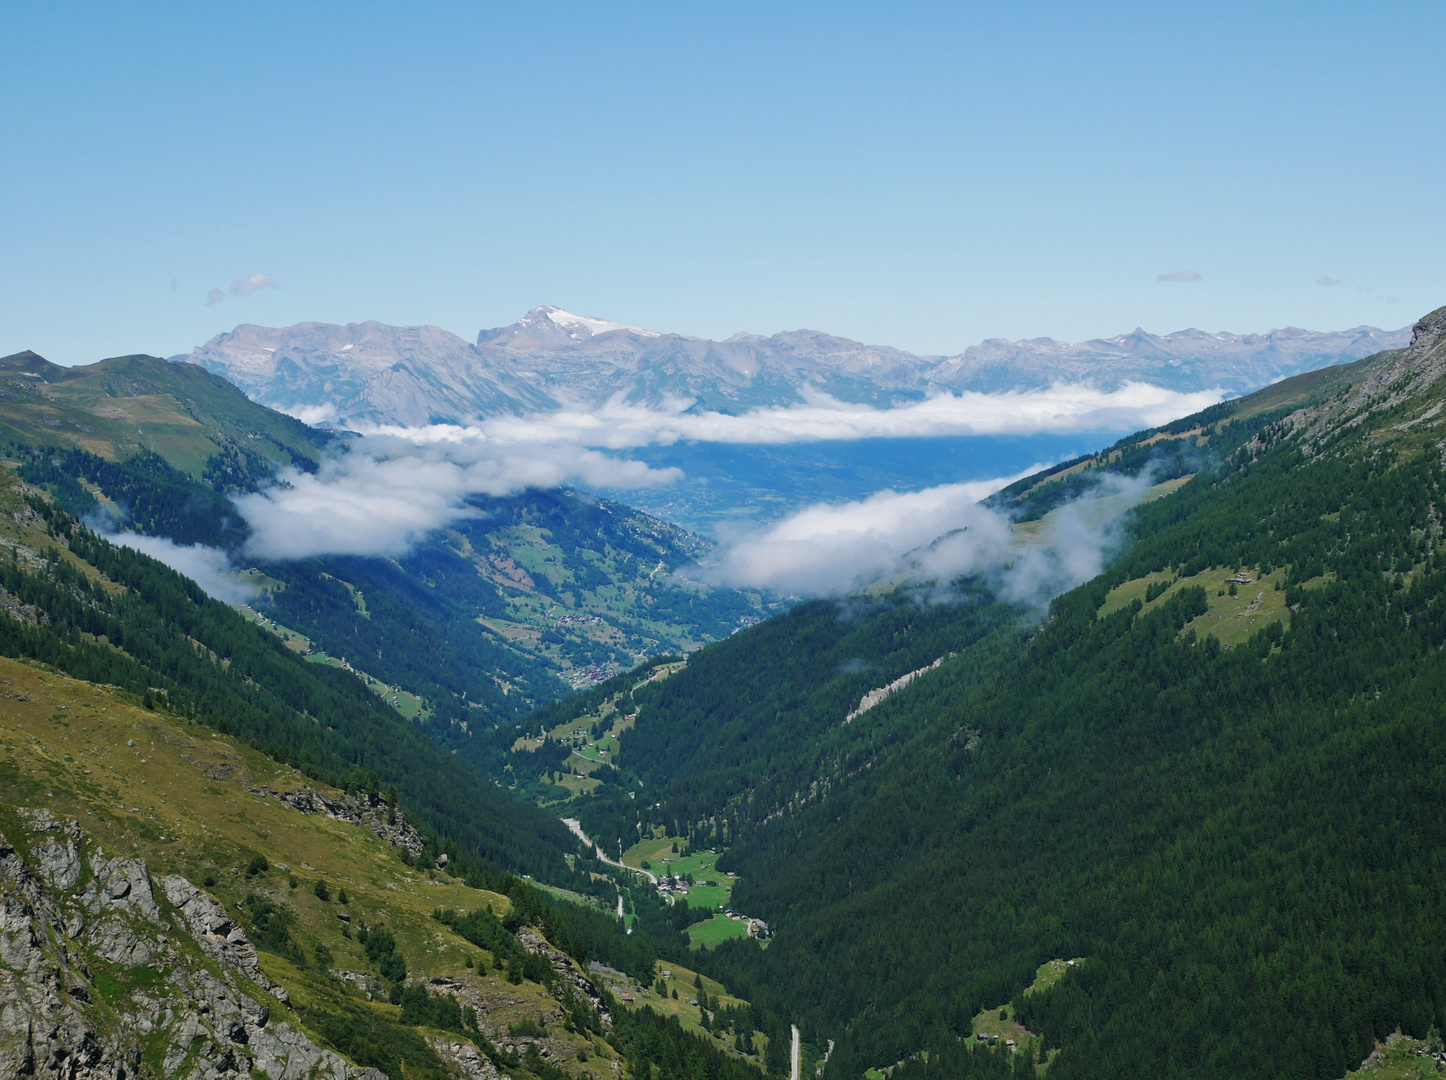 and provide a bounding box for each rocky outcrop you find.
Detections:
[843,655,951,723]
[158,875,290,1005]
[516,928,612,1026]
[0,810,383,1079]
[249,787,424,857]
[427,1035,509,1080]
